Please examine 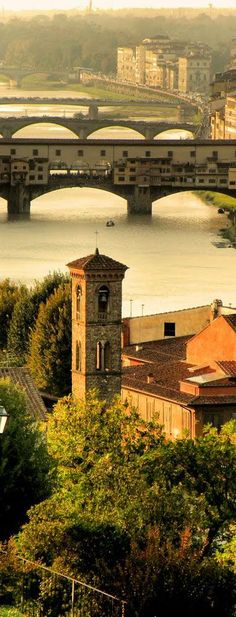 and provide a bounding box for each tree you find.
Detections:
[18,395,236,616]
[7,290,34,365]
[0,378,52,541]
[27,282,71,396]
[6,272,70,366]
[0,279,26,349]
